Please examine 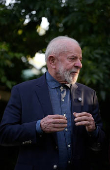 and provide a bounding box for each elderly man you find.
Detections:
[0,36,105,170]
